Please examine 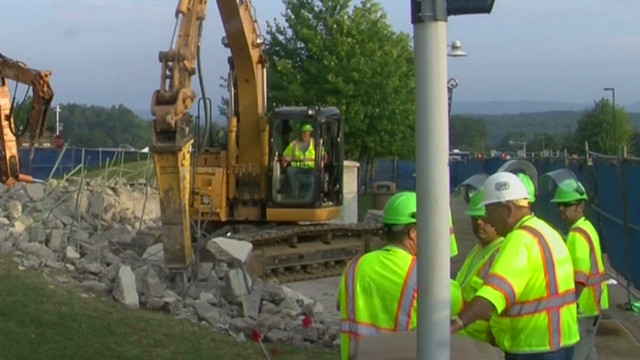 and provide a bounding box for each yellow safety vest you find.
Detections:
[339,246,417,360]
[284,139,316,168]
[454,237,505,342]
[450,214,458,257]
[475,215,580,353]
[567,217,609,317]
